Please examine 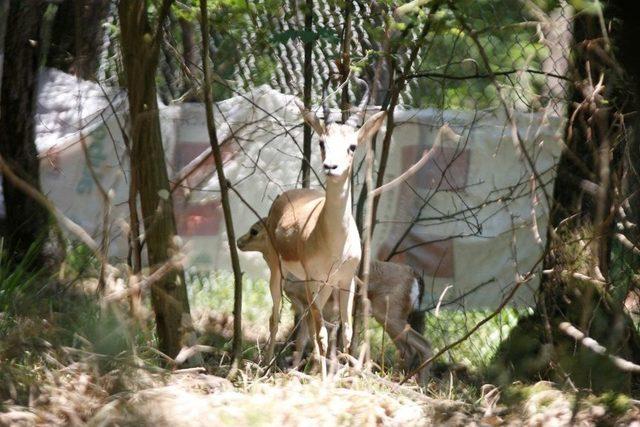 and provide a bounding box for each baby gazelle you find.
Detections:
[237,219,433,382]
